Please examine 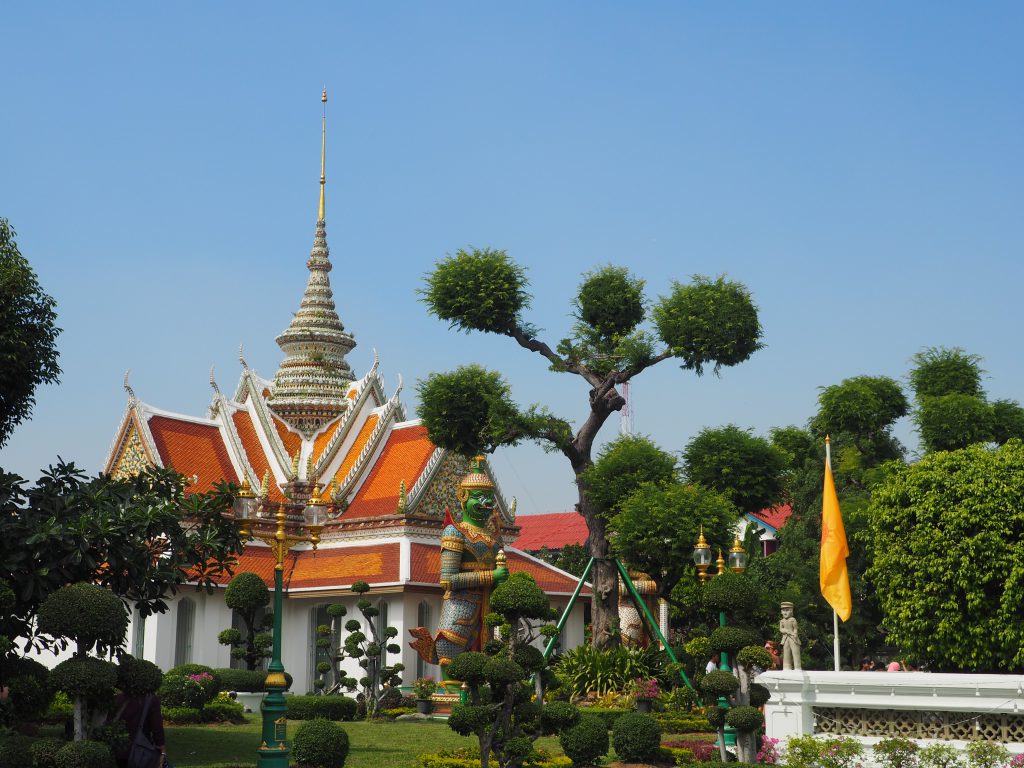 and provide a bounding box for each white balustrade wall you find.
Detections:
[759,670,1024,753]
